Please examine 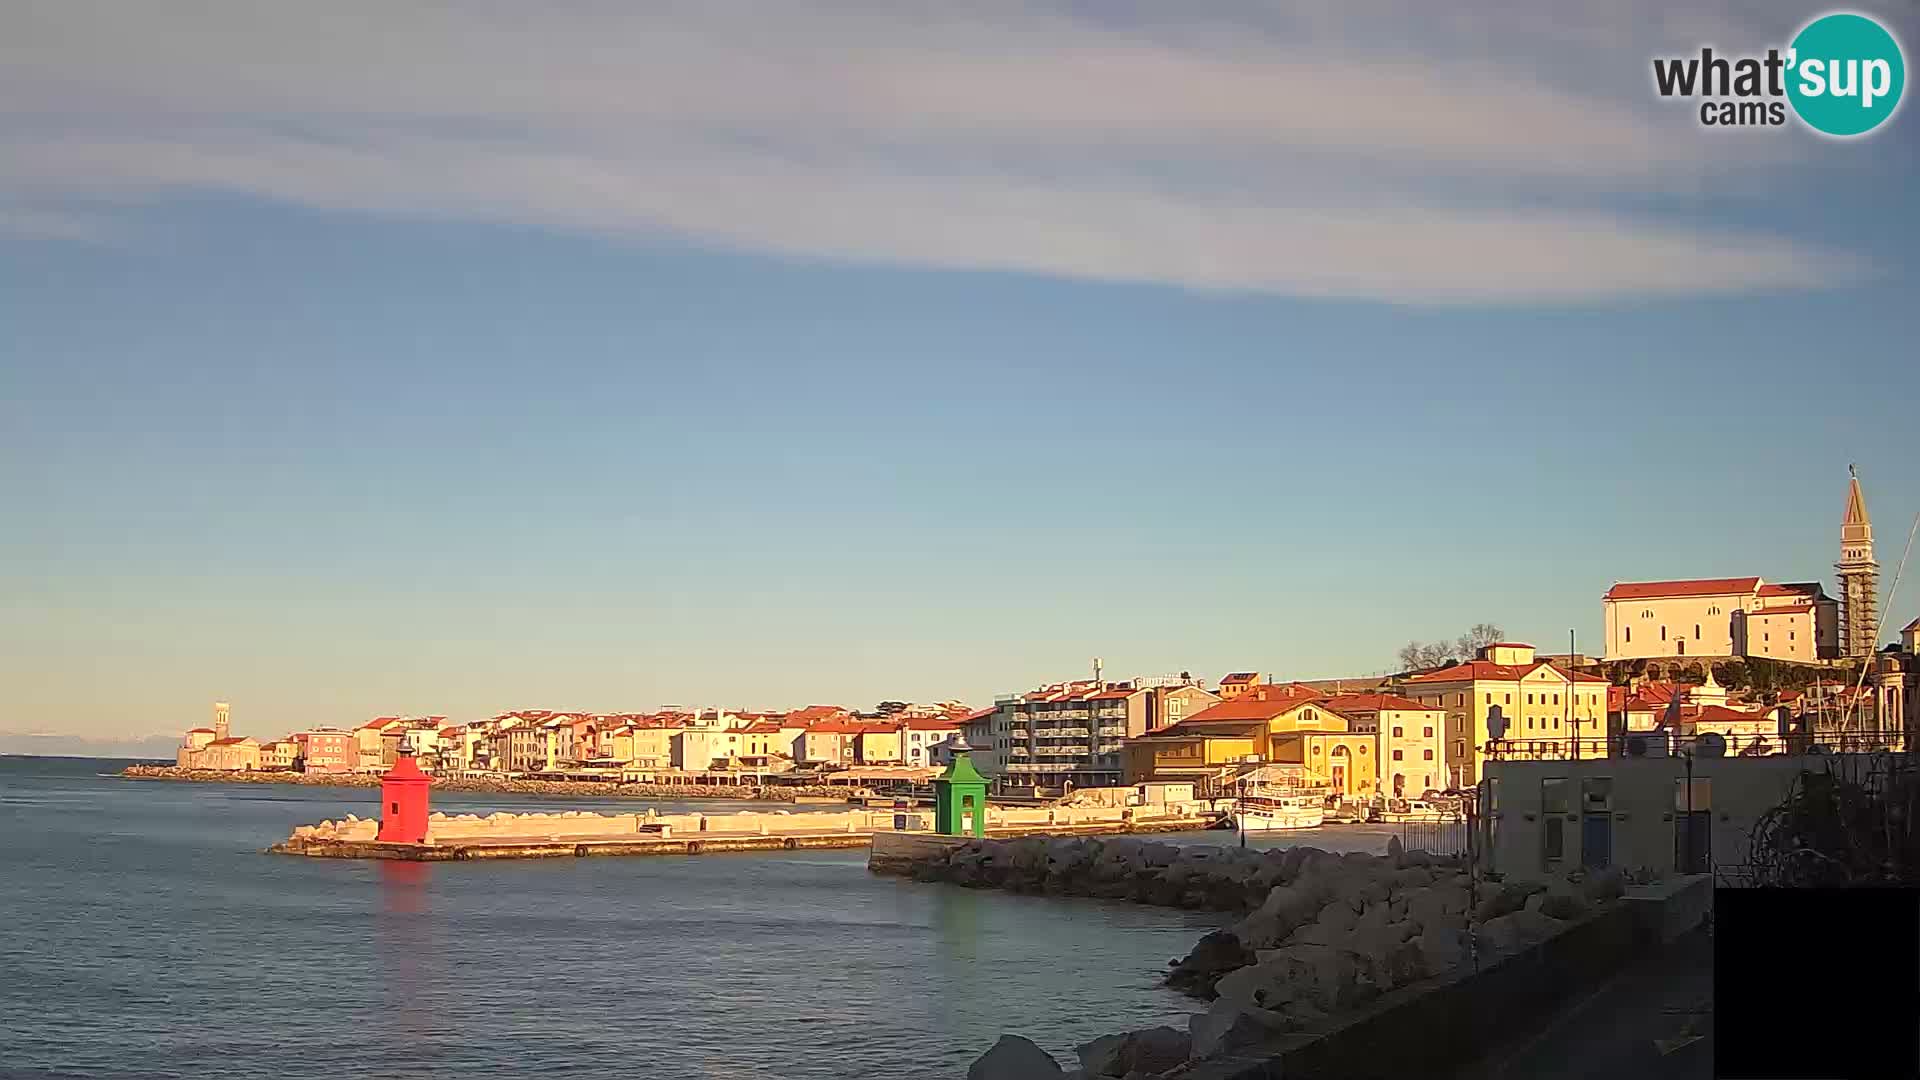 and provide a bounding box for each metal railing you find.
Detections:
[1483,731,1910,761]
